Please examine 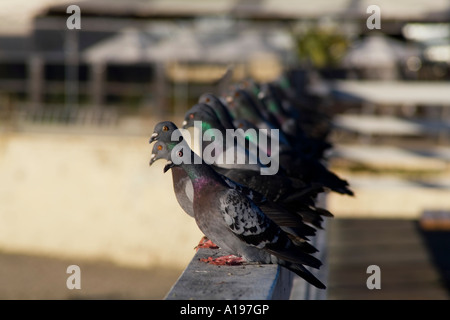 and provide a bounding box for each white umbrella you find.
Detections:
[144,28,206,62]
[83,28,156,64]
[206,30,284,63]
[343,33,420,68]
